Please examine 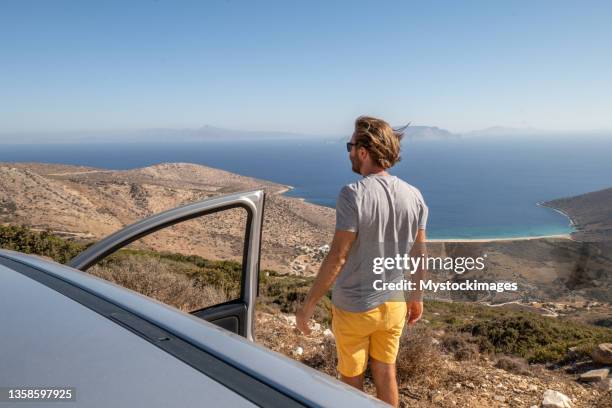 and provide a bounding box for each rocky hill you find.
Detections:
[424,239,612,317]
[0,162,335,274]
[542,188,612,242]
